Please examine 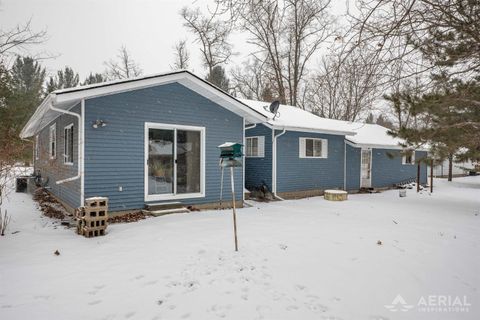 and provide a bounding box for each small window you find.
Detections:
[49,124,56,159]
[35,135,39,160]
[402,151,415,165]
[64,124,74,164]
[299,137,328,158]
[246,136,265,157]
